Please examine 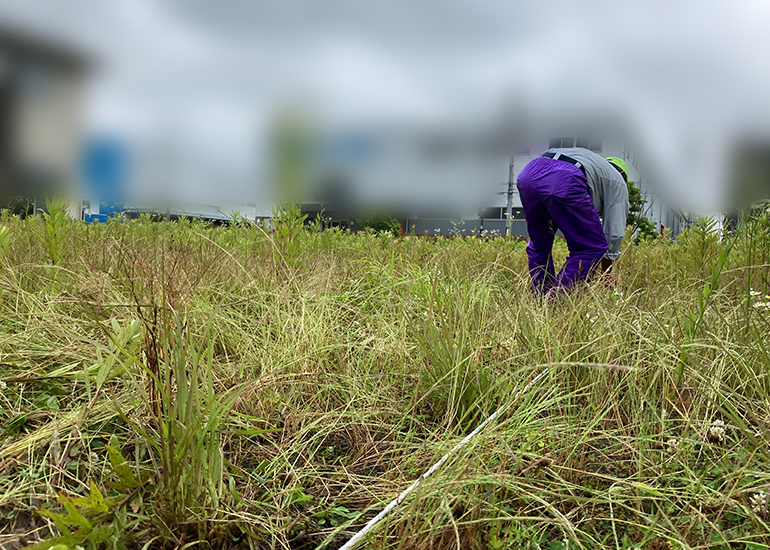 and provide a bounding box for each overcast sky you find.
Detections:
[2,0,770,212]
